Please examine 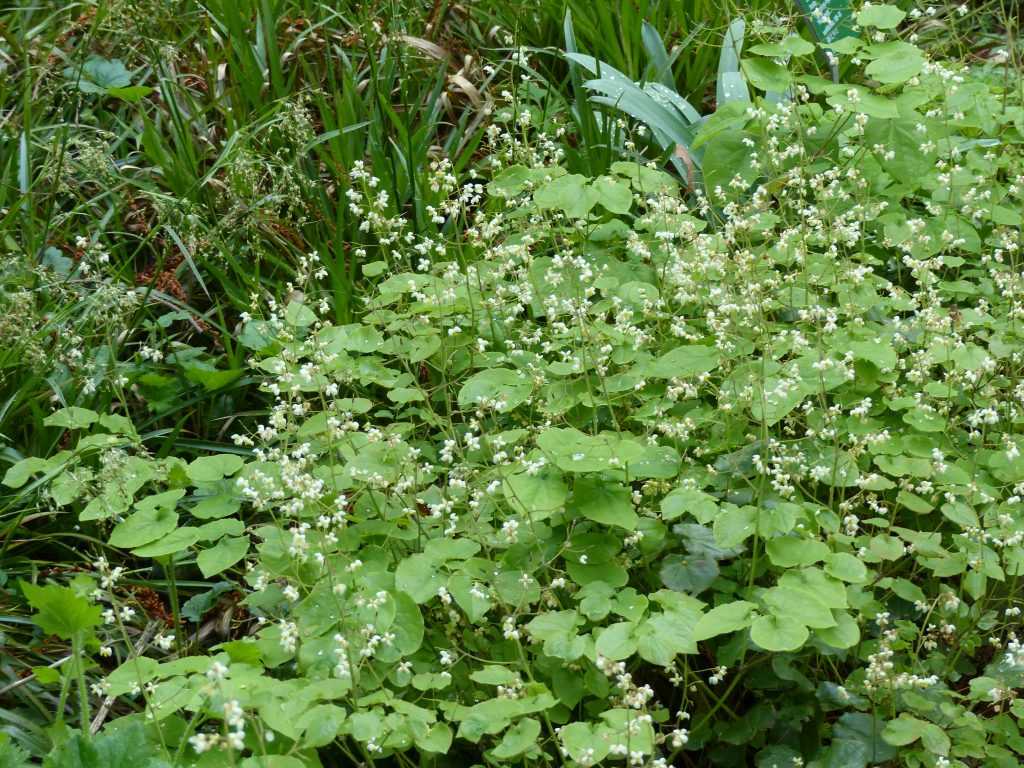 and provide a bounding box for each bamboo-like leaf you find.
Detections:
[643,82,702,125]
[717,20,750,107]
[641,21,675,88]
